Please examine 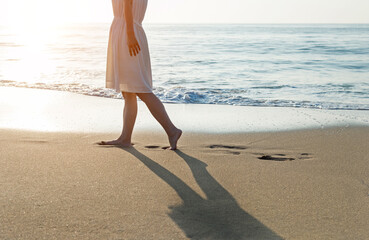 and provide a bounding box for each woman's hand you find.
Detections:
[127,31,141,57]
[124,0,140,57]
